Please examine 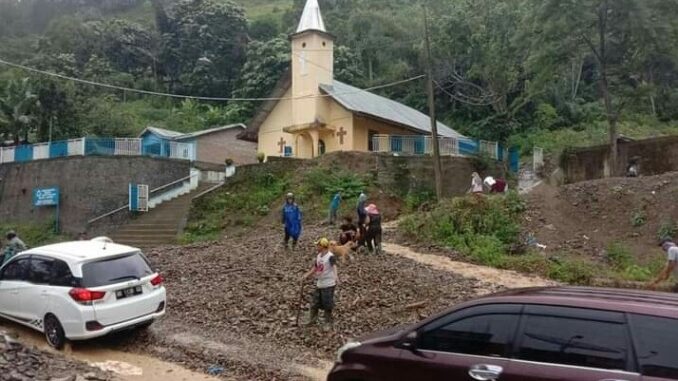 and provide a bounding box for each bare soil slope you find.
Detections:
[524,172,678,263]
